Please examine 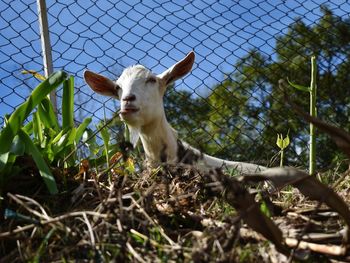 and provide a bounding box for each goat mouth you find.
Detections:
[120,108,140,115]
